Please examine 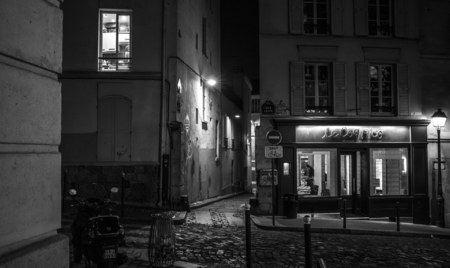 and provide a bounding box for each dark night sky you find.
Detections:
[221,0,260,94]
